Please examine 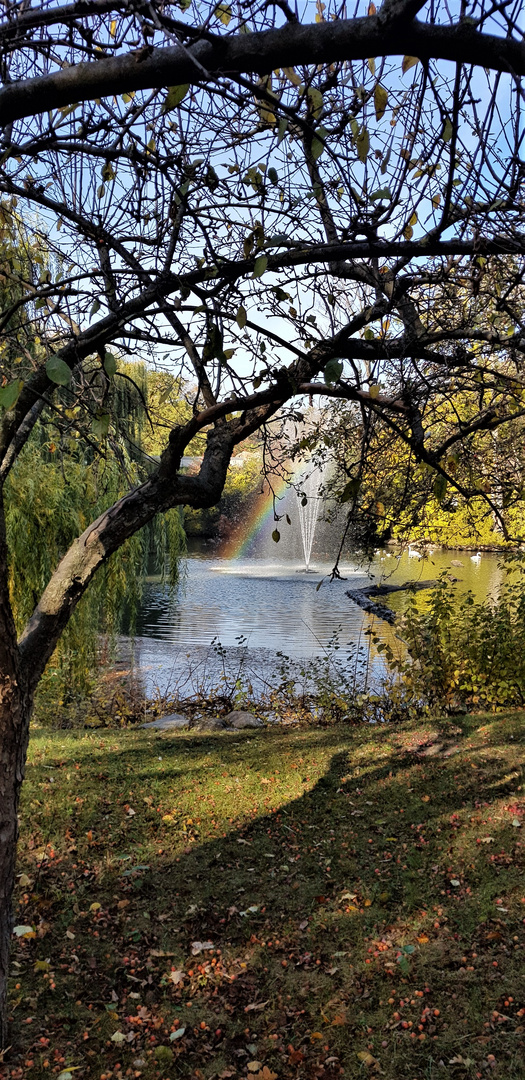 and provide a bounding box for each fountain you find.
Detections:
[297,465,326,572]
